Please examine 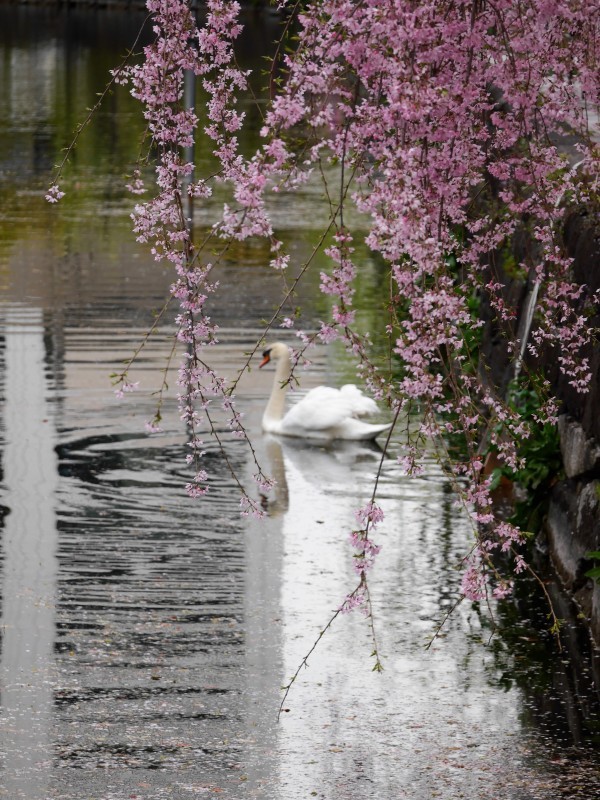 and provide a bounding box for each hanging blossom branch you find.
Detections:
[108,0,278,510]
[119,0,599,598]
[245,0,600,604]
[48,1,600,608]
[47,14,152,203]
